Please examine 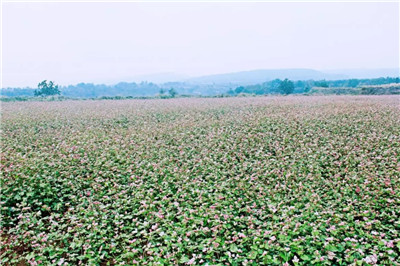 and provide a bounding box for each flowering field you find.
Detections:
[1,96,399,265]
